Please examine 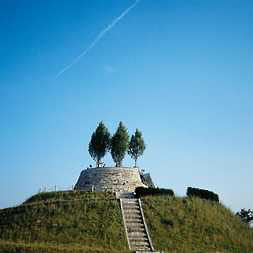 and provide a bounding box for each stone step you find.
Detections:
[126,221,144,226]
[130,240,150,247]
[129,234,149,240]
[122,202,139,207]
[122,198,137,201]
[117,192,135,199]
[128,236,149,242]
[127,223,145,229]
[128,232,147,237]
[131,244,150,250]
[124,209,141,213]
[124,212,142,217]
[124,214,142,220]
[133,247,151,252]
[125,213,142,217]
[135,251,162,253]
[125,214,142,219]
[125,213,142,218]
[127,227,146,233]
[125,218,143,223]
[122,199,138,203]
[128,231,147,237]
[123,203,138,207]
[123,206,140,211]
[123,206,139,210]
